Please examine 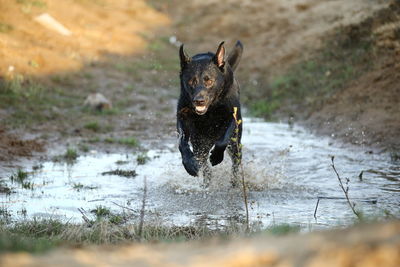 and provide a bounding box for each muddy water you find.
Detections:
[2,119,399,230]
